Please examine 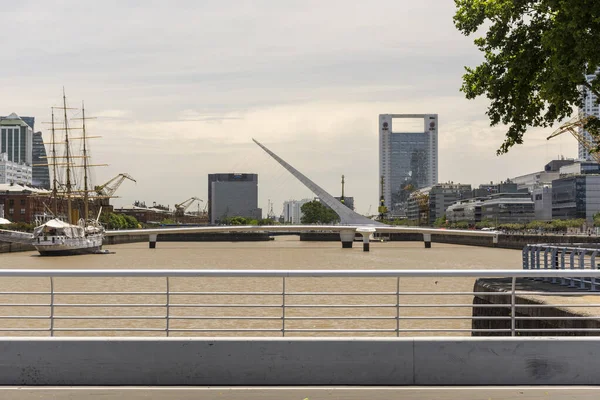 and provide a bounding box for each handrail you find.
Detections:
[2,269,600,277]
[0,269,598,337]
